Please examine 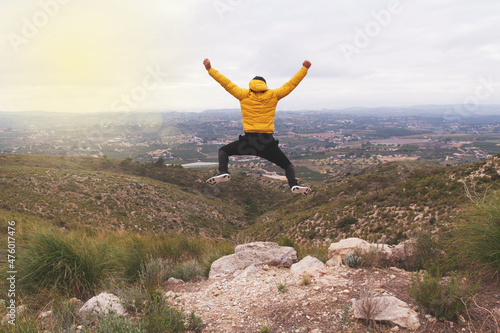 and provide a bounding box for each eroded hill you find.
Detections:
[242,156,500,244]
[1,154,499,244]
